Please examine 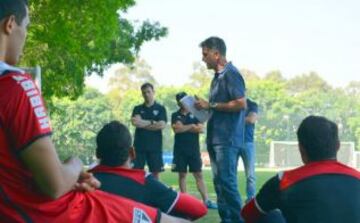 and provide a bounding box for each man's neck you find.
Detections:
[145,100,155,107]
[180,107,188,114]
[215,58,228,73]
